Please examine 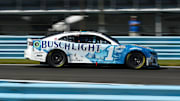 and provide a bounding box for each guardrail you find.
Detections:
[0,35,43,59]
[0,81,180,101]
[0,35,180,60]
